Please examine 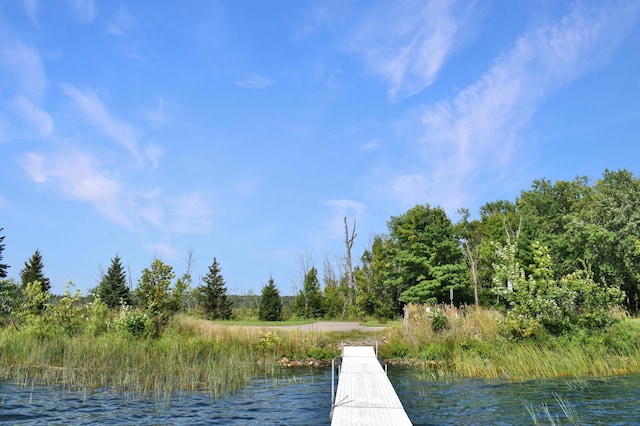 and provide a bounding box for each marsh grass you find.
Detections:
[523,393,581,425]
[383,304,640,380]
[0,315,321,399]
